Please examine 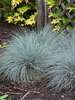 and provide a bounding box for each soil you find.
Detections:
[0,20,19,39]
[0,20,33,40]
[0,81,75,100]
[0,21,75,100]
